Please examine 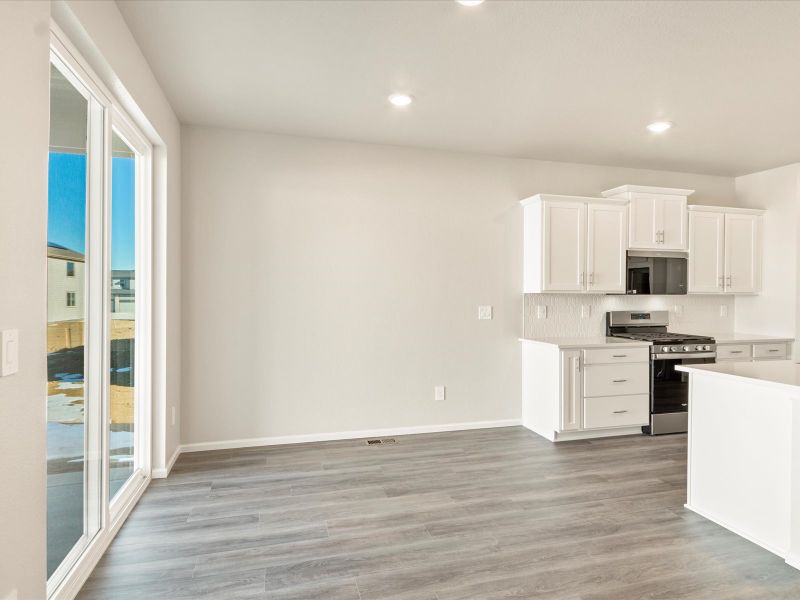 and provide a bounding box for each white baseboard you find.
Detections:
[785,552,800,571]
[152,444,181,478]
[180,419,522,453]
